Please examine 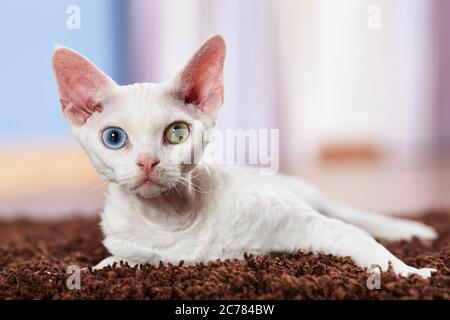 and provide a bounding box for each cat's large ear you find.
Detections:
[52,47,117,126]
[176,35,226,116]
